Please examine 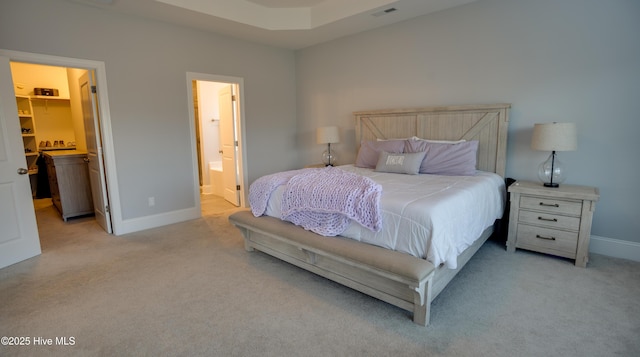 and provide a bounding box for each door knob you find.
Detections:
[17,168,28,175]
